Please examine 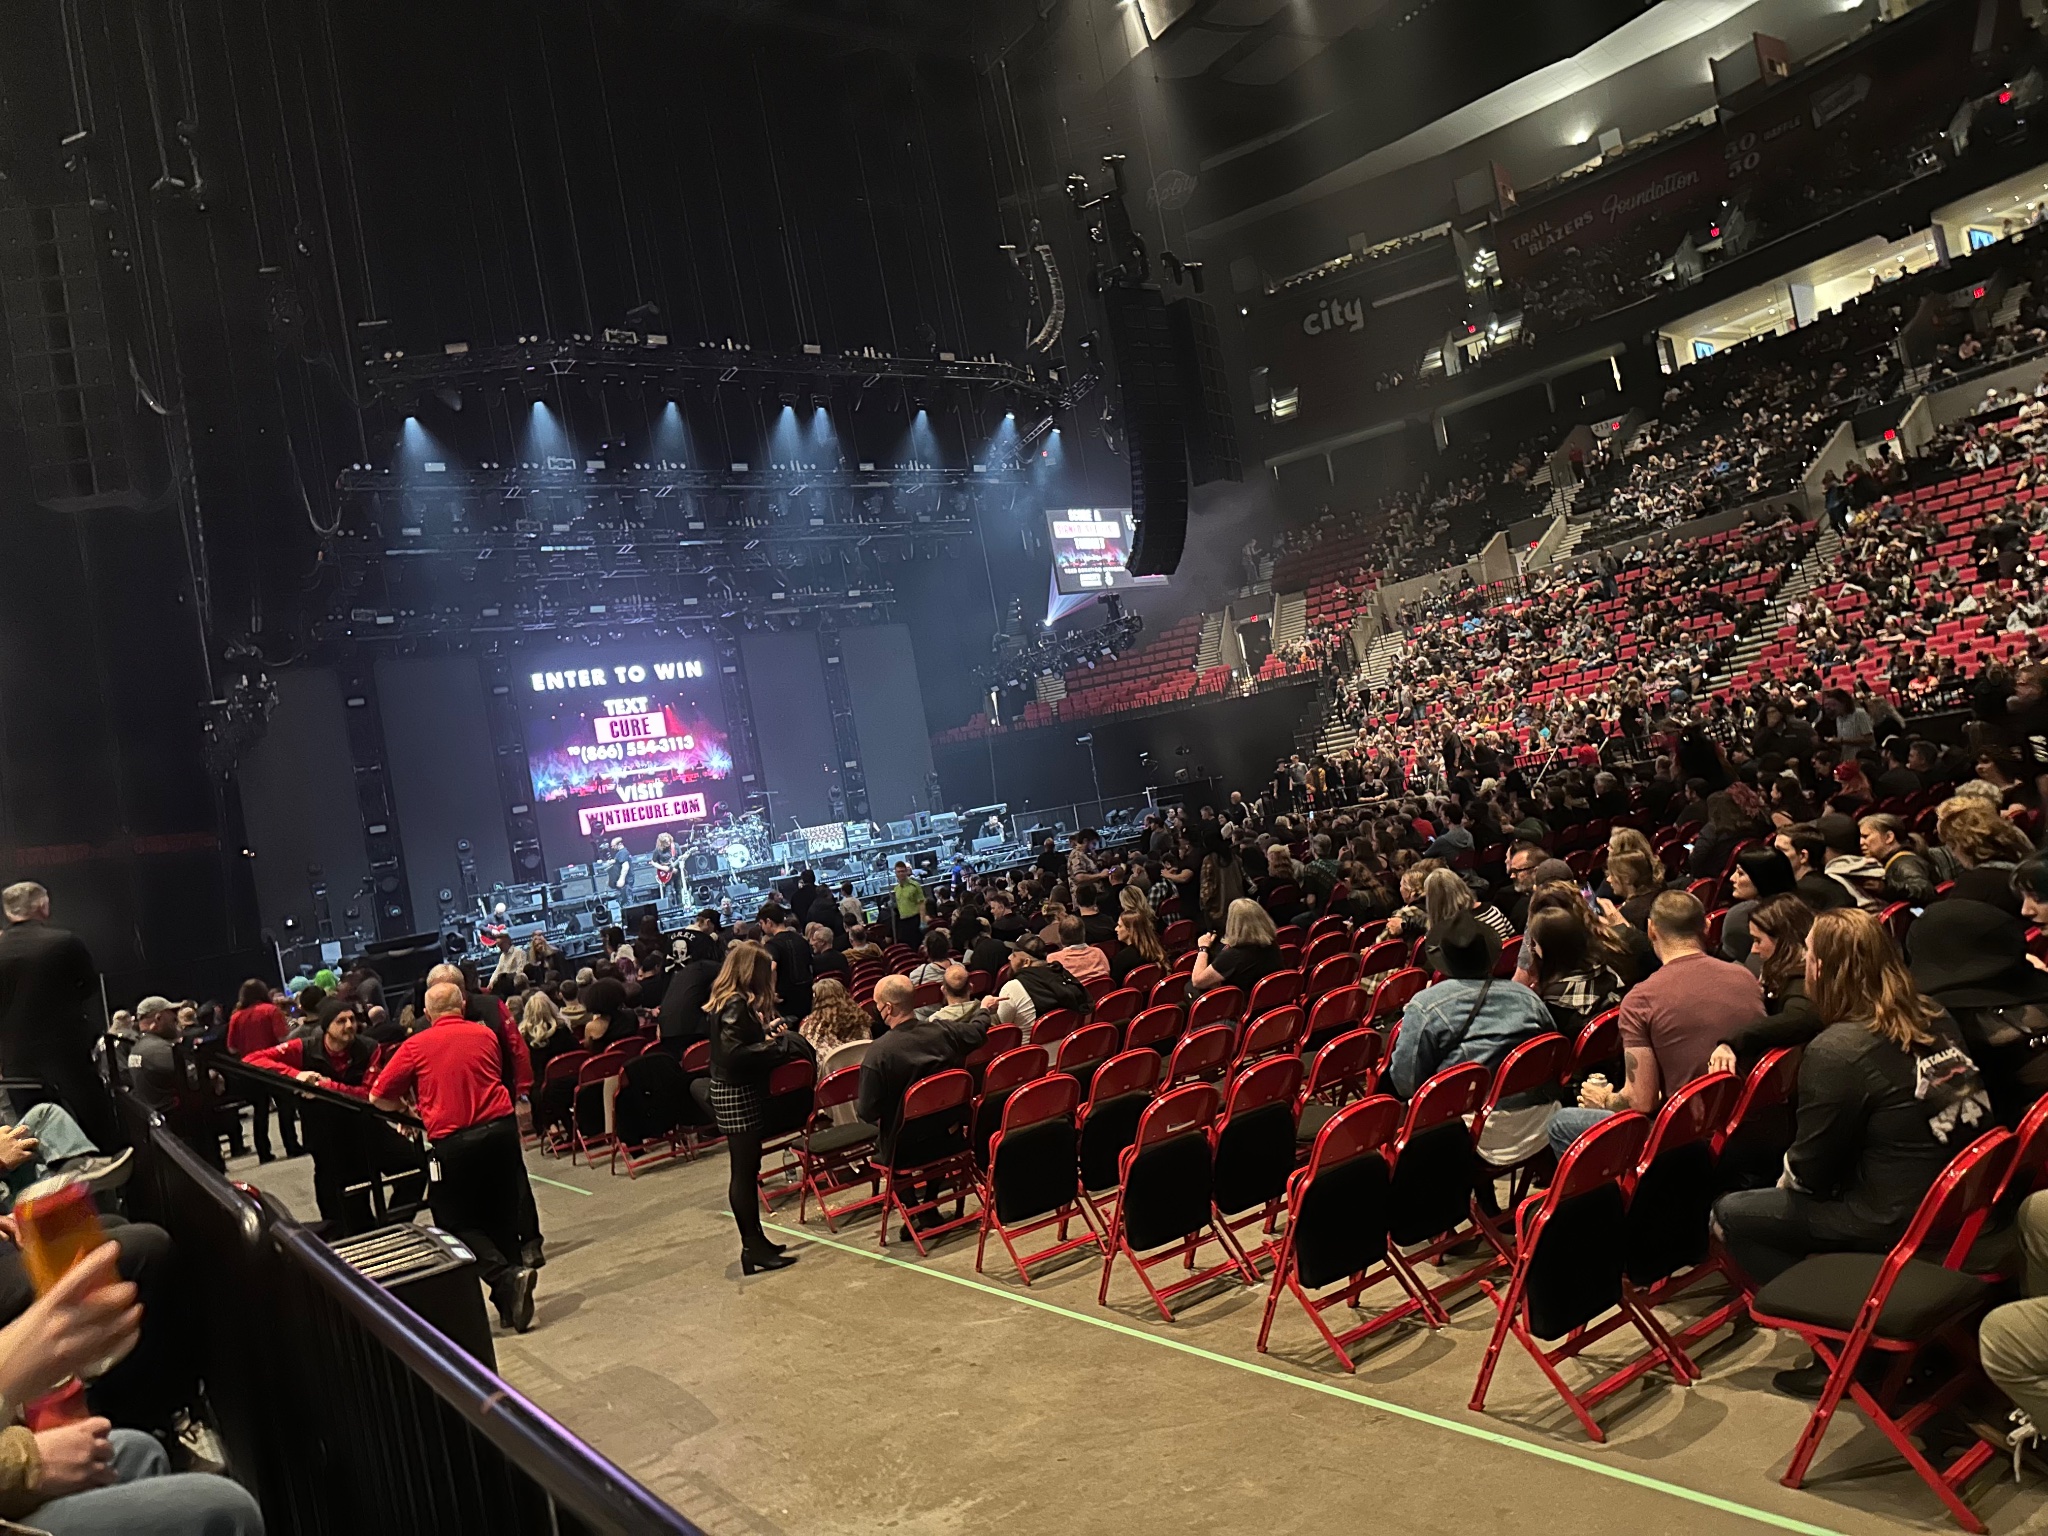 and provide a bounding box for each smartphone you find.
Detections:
[1580,884,1599,908]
